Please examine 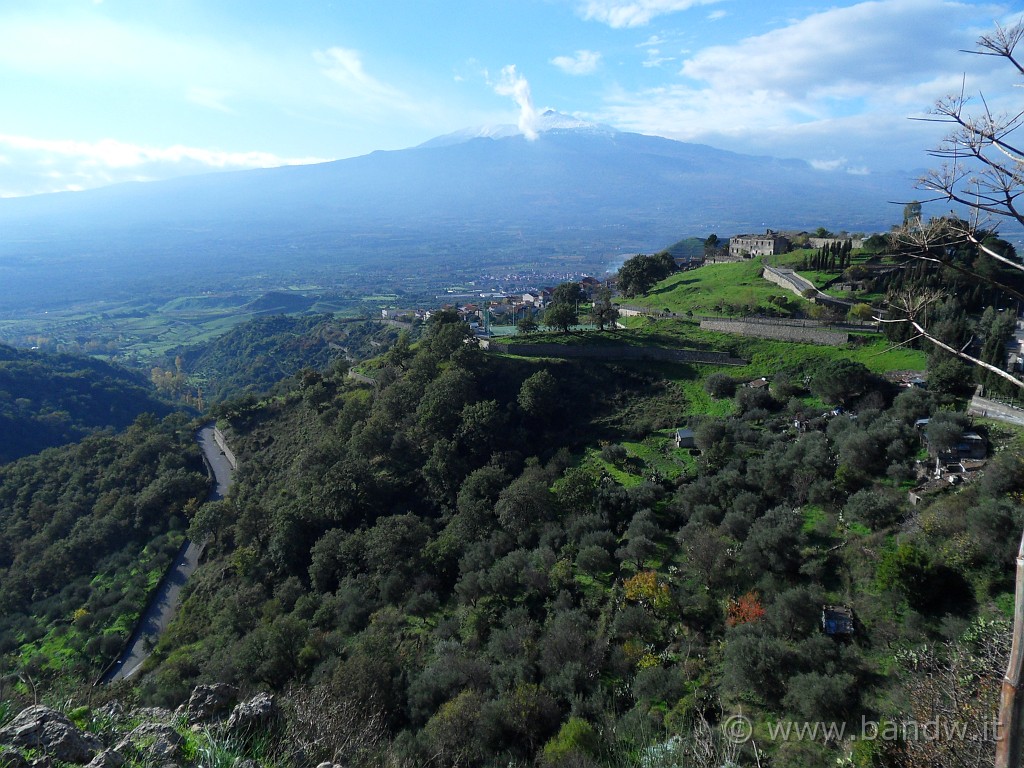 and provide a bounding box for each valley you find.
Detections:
[1,103,1023,768]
